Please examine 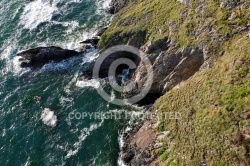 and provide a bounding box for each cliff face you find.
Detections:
[100,0,250,165]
